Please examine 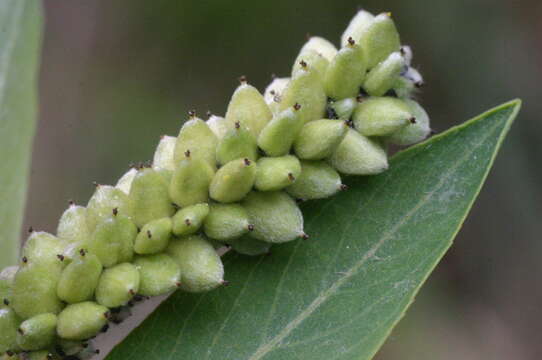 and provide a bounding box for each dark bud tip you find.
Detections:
[293,103,301,111]
[103,311,111,319]
[93,181,100,188]
[206,110,212,118]
[17,328,24,335]
[356,95,365,103]
[347,37,355,45]
[79,248,86,256]
[129,289,135,296]
[415,81,424,88]
[239,75,247,84]
[188,110,196,118]
[184,149,191,158]
[340,184,348,191]
[147,230,152,238]
[430,129,437,135]
[247,224,255,231]
[300,232,310,240]
[95,349,101,355]
[128,301,135,307]
[288,173,296,182]
[184,218,192,226]
[235,121,241,129]
[101,324,110,333]
[176,282,182,287]
[271,73,277,80]
[222,280,230,287]
[409,117,417,124]
[28,226,34,233]
[3,298,9,306]
[112,207,119,216]
[244,158,251,166]
[269,90,276,95]
[57,254,65,261]
[68,199,75,206]
[6,351,14,357]
[299,60,308,68]
[22,256,28,263]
